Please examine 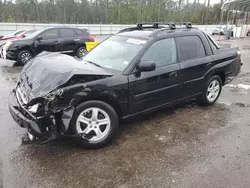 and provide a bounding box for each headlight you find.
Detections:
[4,40,13,50]
[28,104,39,113]
[44,89,63,100]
